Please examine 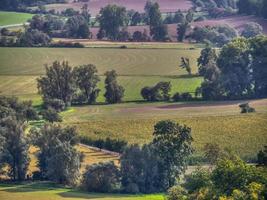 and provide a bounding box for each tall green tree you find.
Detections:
[145,1,162,26]
[46,140,80,185]
[98,5,127,40]
[0,118,29,181]
[120,144,165,193]
[104,70,124,104]
[152,120,193,188]
[199,60,222,100]
[0,96,38,121]
[30,124,79,180]
[73,64,100,104]
[150,24,168,41]
[65,15,90,38]
[144,1,167,41]
[197,46,218,76]
[177,22,189,42]
[249,36,267,97]
[37,61,75,106]
[217,38,252,99]
[82,161,120,193]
